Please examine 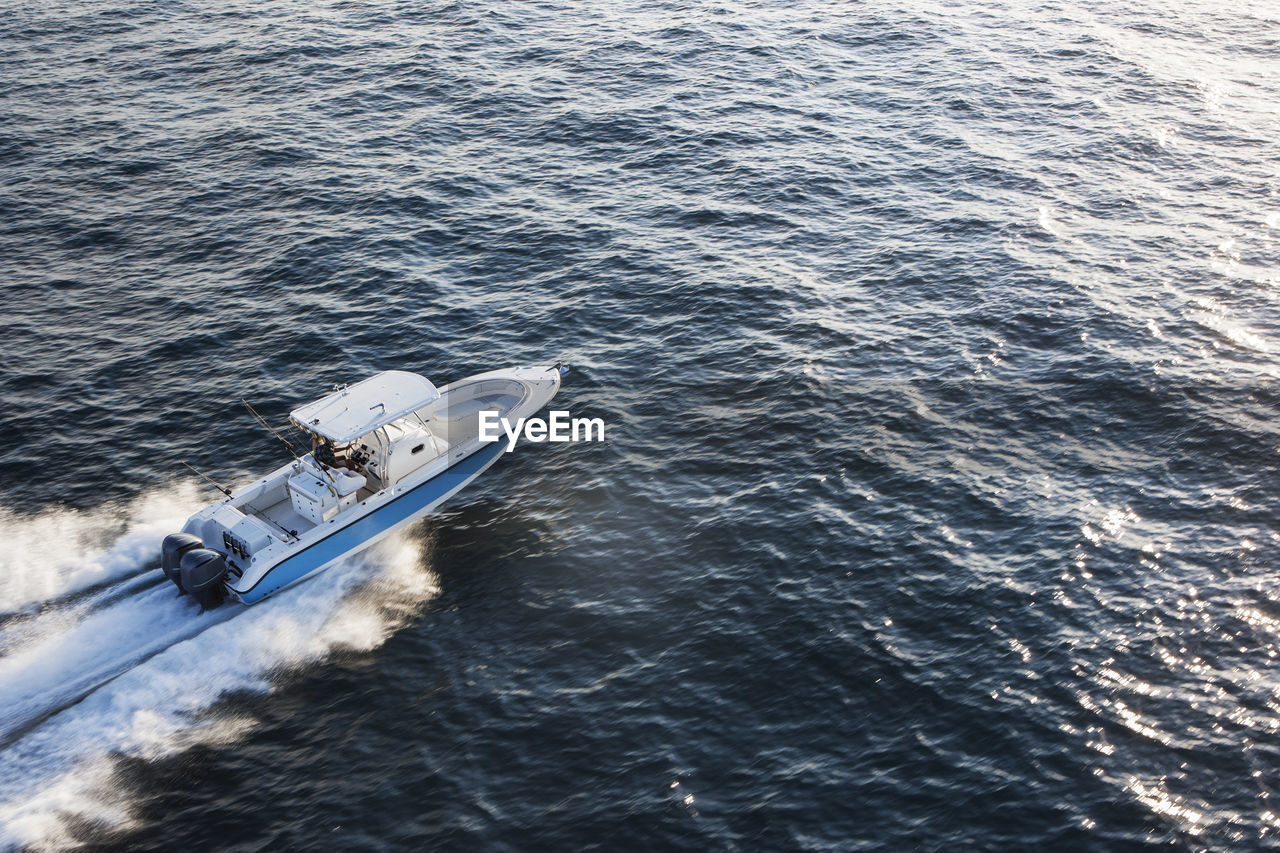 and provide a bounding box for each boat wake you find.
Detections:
[0,484,201,620]
[0,487,439,850]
